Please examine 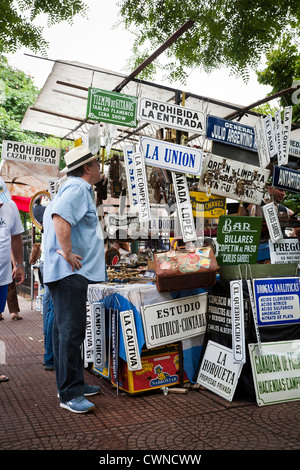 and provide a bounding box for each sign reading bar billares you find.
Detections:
[86,88,138,128]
